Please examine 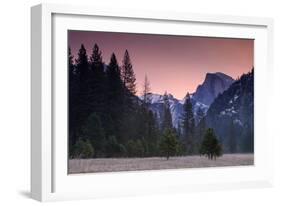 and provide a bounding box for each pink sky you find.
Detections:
[68,30,254,99]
